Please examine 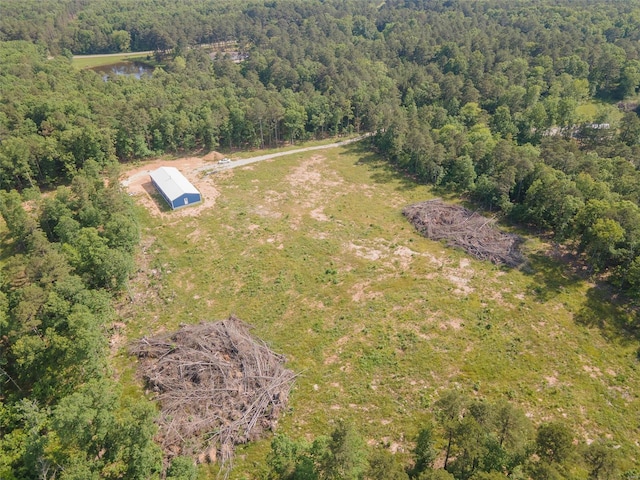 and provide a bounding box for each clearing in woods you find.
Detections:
[117,143,640,477]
